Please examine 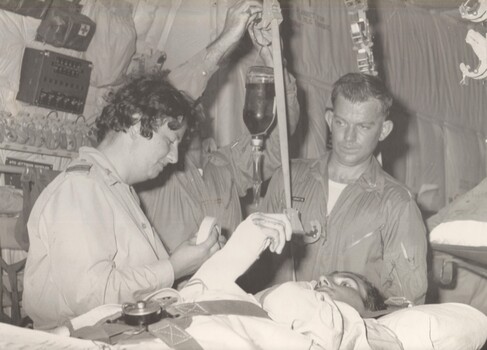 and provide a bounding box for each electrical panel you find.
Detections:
[16,48,92,115]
